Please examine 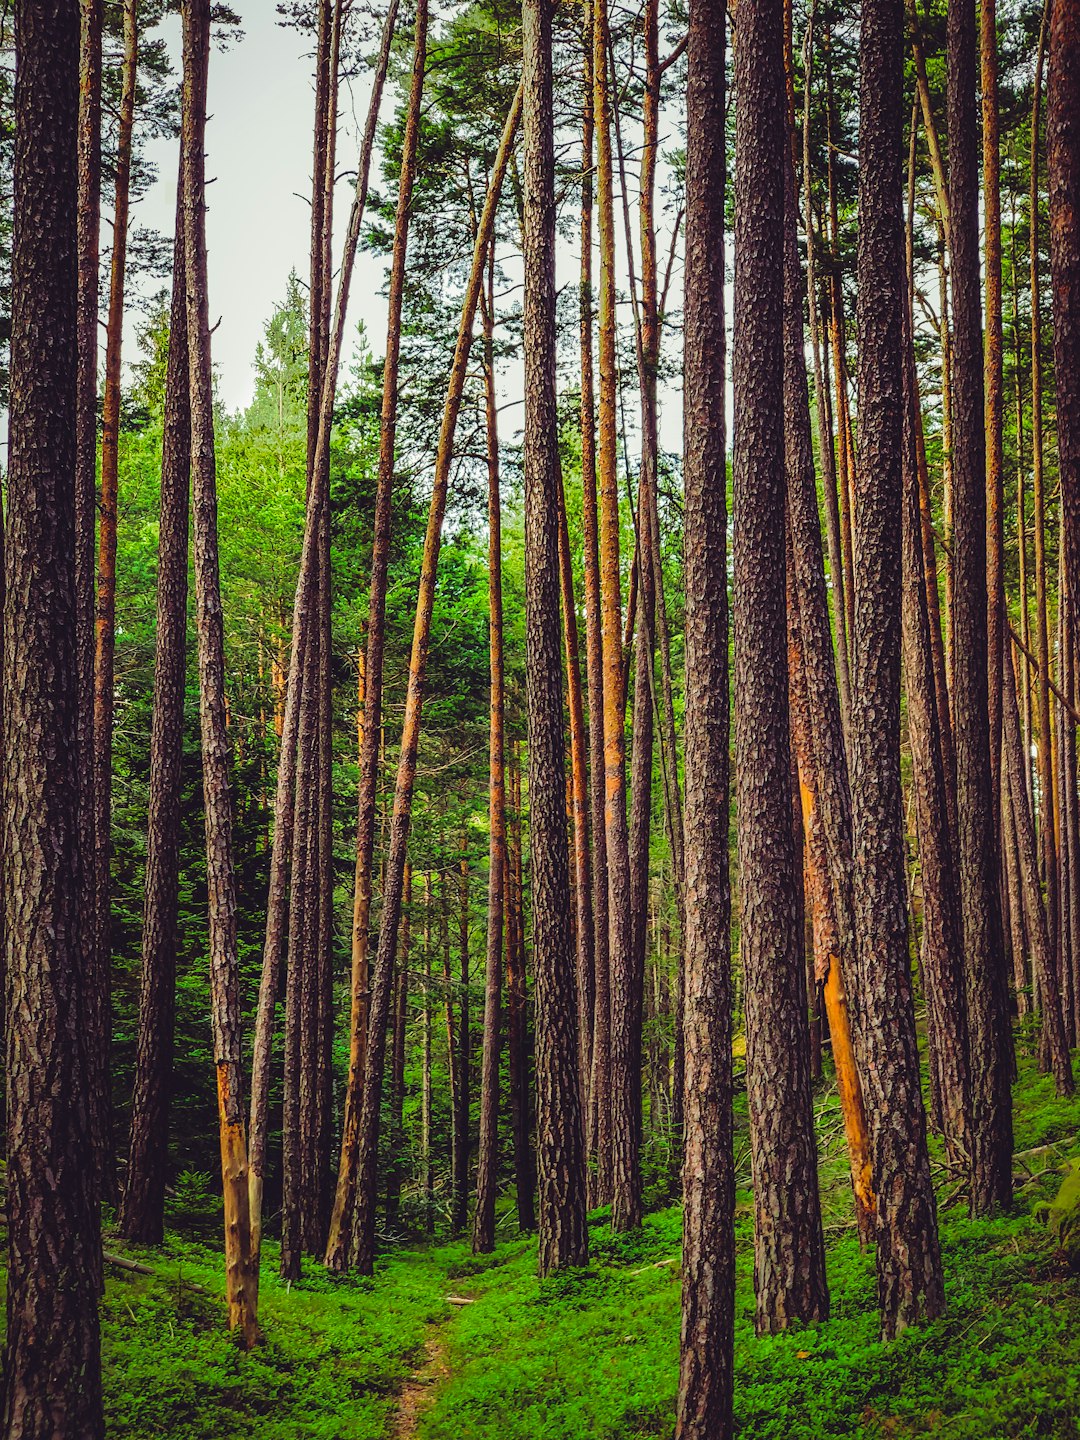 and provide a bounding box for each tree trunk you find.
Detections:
[182,0,258,1346]
[324,0,426,1276]
[386,863,411,1228]
[2,1,104,1425]
[90,0,139,1204]
[1049,0,1080,685]
[422,873,434,1230]
[347,73,522,1276]
[451,842,471,1232]
[676,6,731,1432]
[982,0,1005,817]
[558,465,594,1121]
[75,0,104,1216]
[474,258,507,1255]
[1004,649,1074,1093]
[734,0,828,1334]
[948,0,1015,1214]
[579,1,611,1205]
[594,0,640,1234]
[506,743,535,1231]
[900,273,973,1173]
[522,0,589,1275]
[119,176,191,1245]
